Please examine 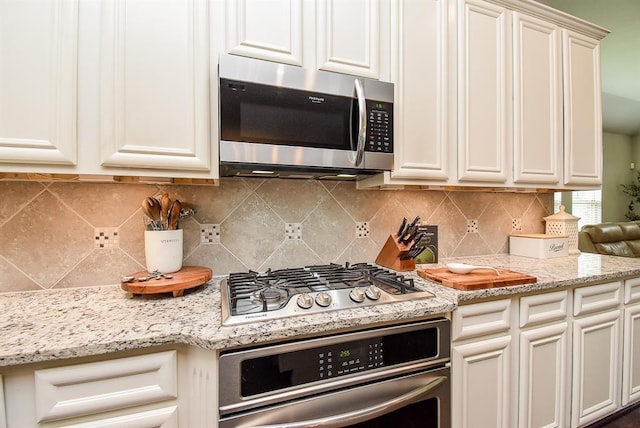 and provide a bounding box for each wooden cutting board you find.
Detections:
[121,266,212,297]
[417,267,536,291]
